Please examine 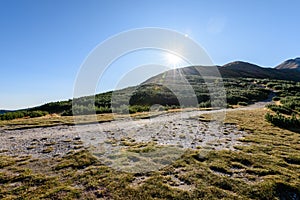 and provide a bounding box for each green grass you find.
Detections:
[0,108,299,199]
